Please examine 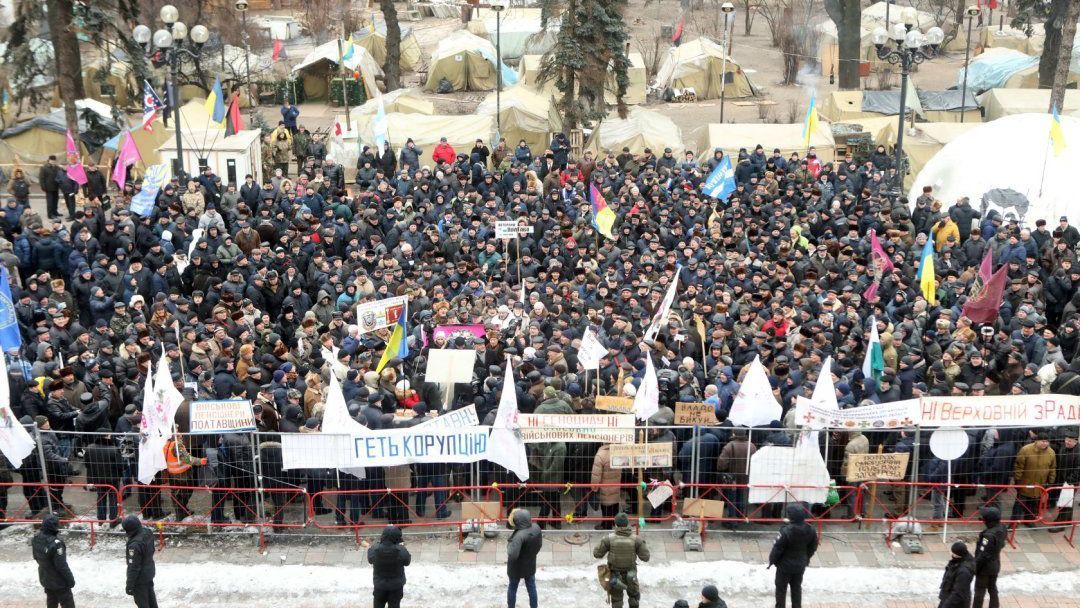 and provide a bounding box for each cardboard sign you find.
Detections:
[425,348,477,384]
[595,396,635,414]
[518,413,635,443]
[647,483,674,509]
[188,400,256,434]
[682,497,726,518]
[845,452,910,482]
[609,443,673,469]
[461,501,502,521]
[354,296,408,334]
[675,402,716,426]
[495,220,532,239]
